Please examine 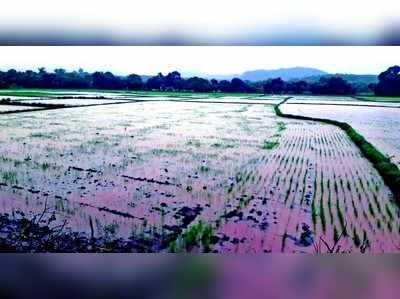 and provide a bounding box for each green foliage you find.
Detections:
[30,132,54,139]
[170,221,214,252]
[277,121,286,132]
[356,96,400,103]
[262,140,279,150]
[201,225,213,248]
[168,240,183,253]
[199,165,210,172]
[41,161,50,171]
[212,142,235,149]
[311,199,317,228]
[333,226,339,243]
[319,196,326,233]
[336,200,347,235]
[2,171,17,184]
